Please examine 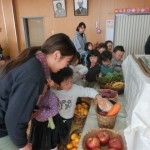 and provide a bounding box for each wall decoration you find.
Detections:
[106,20,114,41]
[74,0,88,16]
[52,0,66,17]
[114,7,150,14]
